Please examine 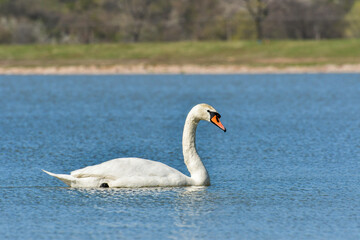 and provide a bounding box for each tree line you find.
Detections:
[0,0,359,44]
